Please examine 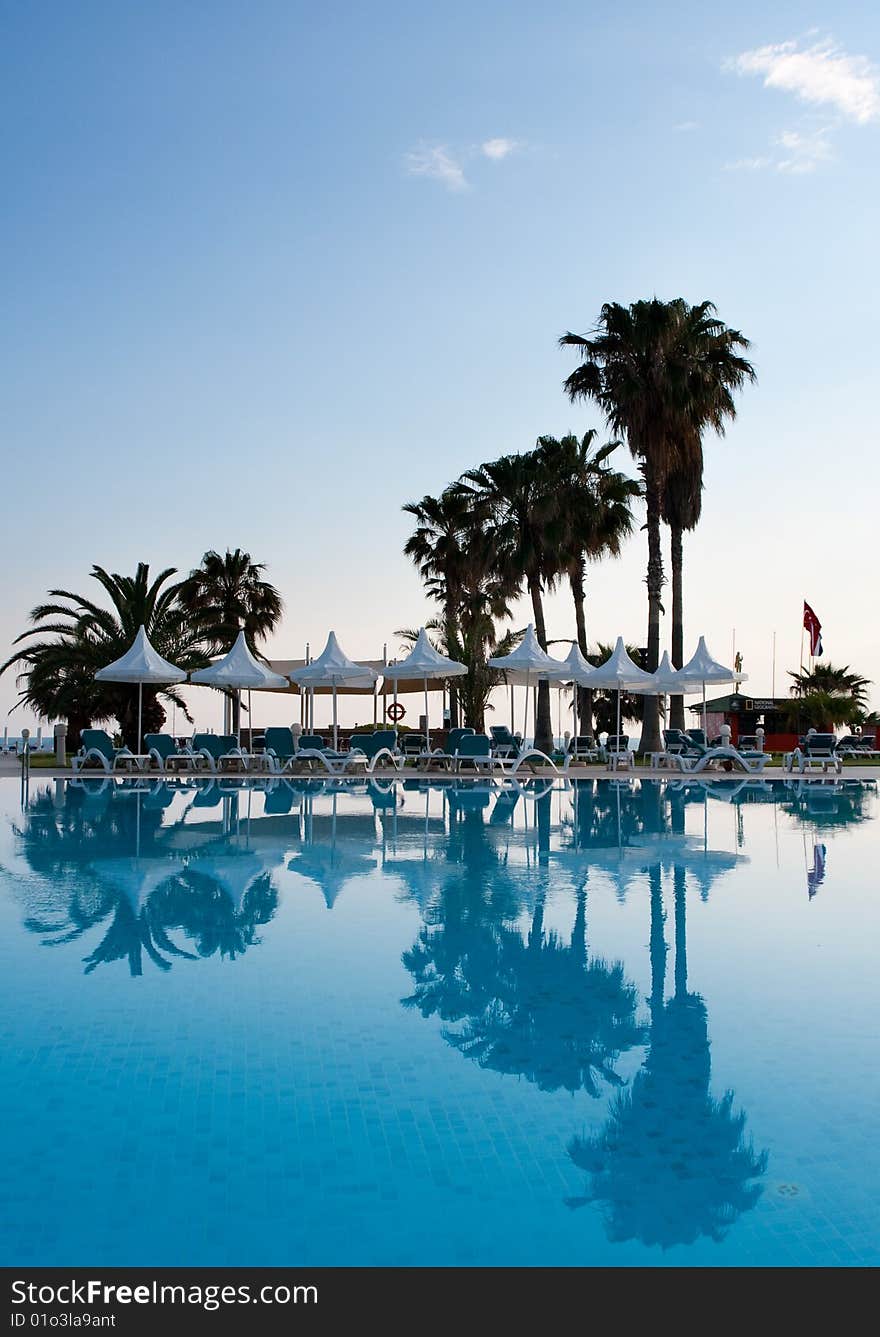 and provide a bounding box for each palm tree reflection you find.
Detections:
[13,782,279,975]
[403,790,645,1096]
[567,863,767,1247]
